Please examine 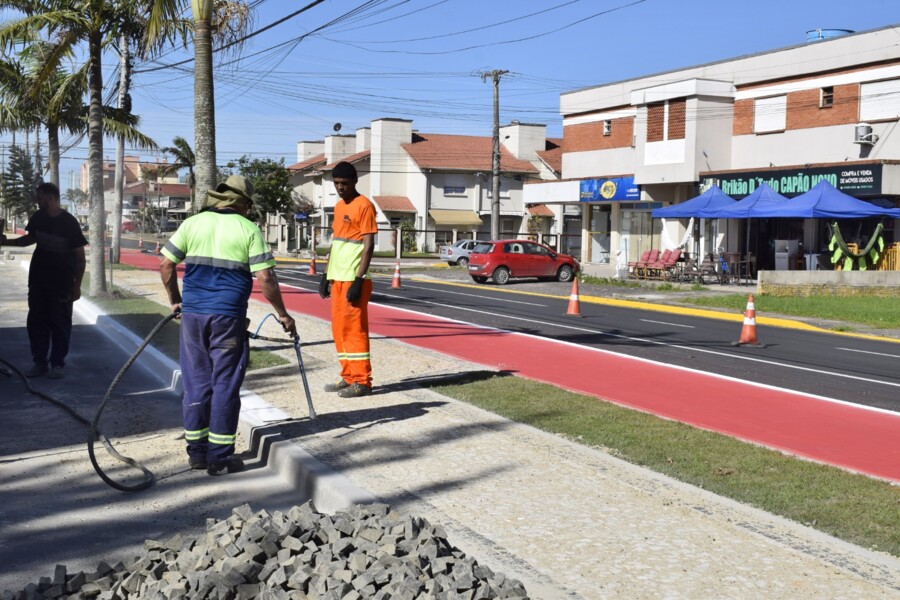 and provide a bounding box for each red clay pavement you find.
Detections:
[120,249,900,482]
